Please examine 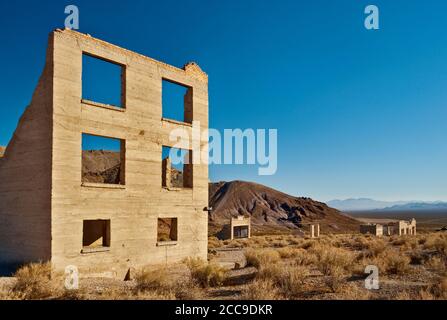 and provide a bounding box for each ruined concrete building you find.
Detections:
[0,29,209,278]
[360,219,416,237]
